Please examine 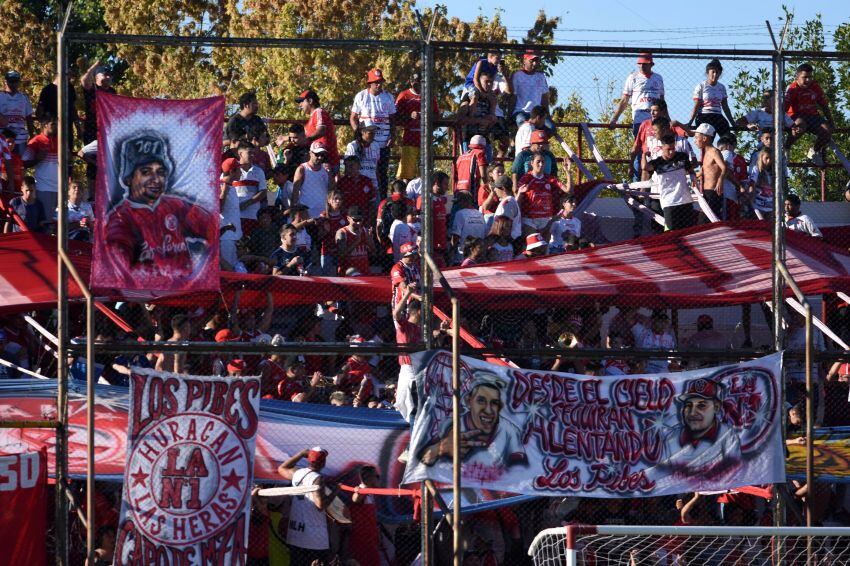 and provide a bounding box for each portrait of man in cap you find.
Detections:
[419,369,527,473]
[646,376,742,487]
[102,131,217,283]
